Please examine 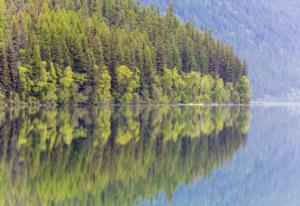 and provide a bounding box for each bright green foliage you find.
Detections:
[92,65,112,104]
[116,65,141,104]
[19,62,58,104]
[161,67,185,103]
[182,72,202,103]
[32,61,51,103]
[200,75,214,103]
[18,66,33,101]
[236,76,251,103]
[213,77,229,103]
[0,0,9,91]
[45,63,58,104]
[58,66,74,104]
[0,0,251,104]
[142,0,300,99]
[225,82,240,103]
[0,90,4,102]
